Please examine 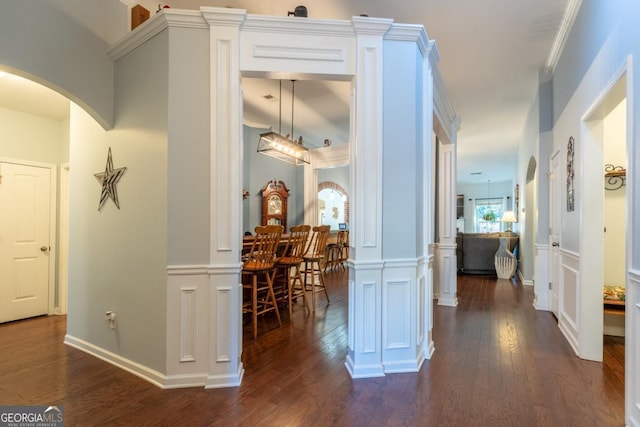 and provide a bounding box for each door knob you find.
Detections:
[552,242,559,247]
[40,246,48,252]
